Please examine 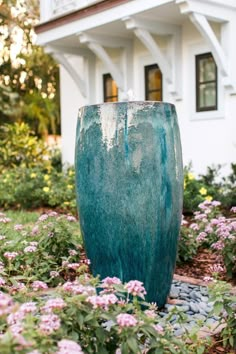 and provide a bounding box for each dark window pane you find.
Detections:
[145,64,162,101]
[148,91,162,101]
[103,73,118,102]
[199,83,217,109]
[196,53,217,112]
[199,57,216,82]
